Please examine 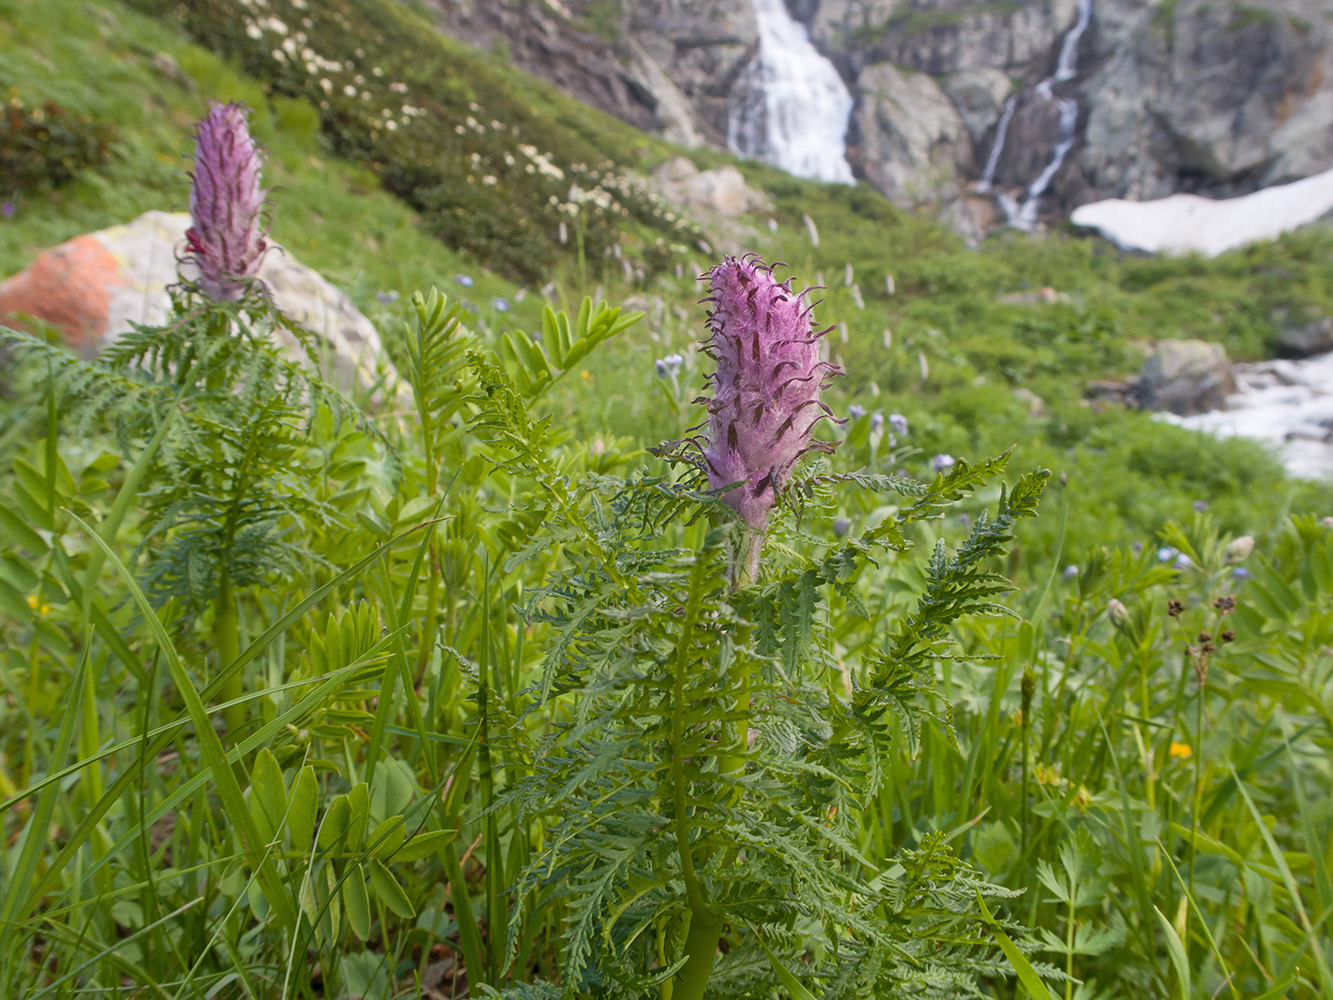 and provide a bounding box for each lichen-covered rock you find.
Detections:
[0,210,392,394]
